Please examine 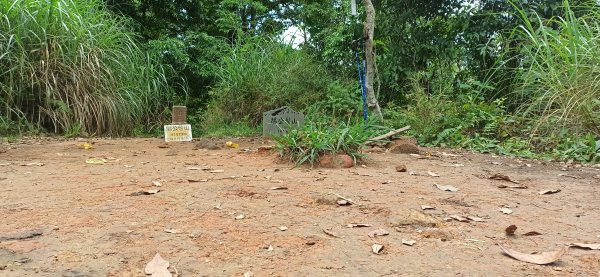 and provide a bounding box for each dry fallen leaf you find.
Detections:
[269,187,288,190]
[368,229,390,238]
[421,205,435,210]
[372,244,384,254]
[505,225,517,236]
[570,243,600,250]
[188,179,208,183]
[427,171,440,177]
[497,184,528,189]
[347,223,372,228]
[523,231,543,236]
[85,158,106,164]
[500,208,513,214]
[402,239,416,246]
[498,243,568,265]
[145,253,171,277]
[467,215,485,222]
[434,184,459,192]
[489,173,519,184]
[450,215,469,222]
[539,189,561,195]
[323,229,339,238]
